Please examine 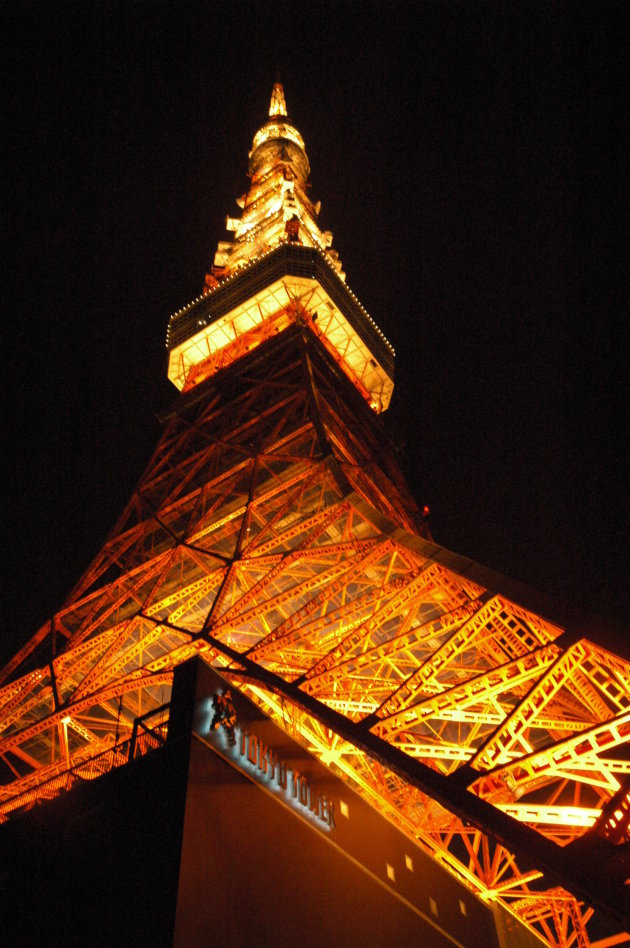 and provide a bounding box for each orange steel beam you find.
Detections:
[245,540,395,659]
[474,709,630,795]
[301,562,472,688]
[471,640,622,772]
